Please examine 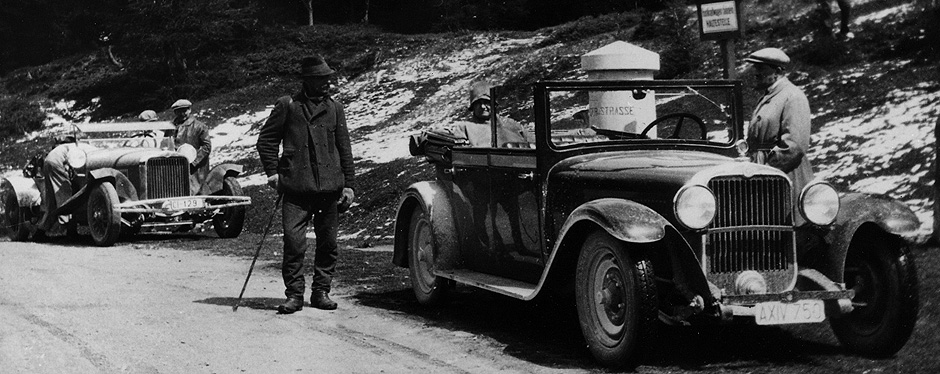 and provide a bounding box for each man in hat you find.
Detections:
[256,55,356,314]
[743,47,815,226]
[136,109,166,148]
[452,80,529,147]
[34,129,97,239]
[170,99,211,194]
